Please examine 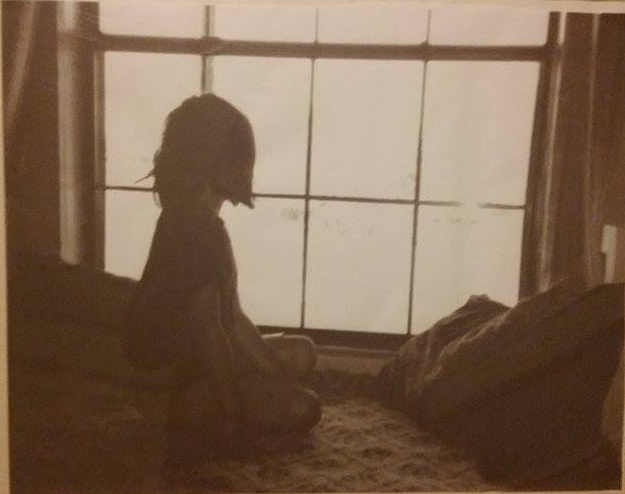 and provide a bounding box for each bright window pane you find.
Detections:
[421,62,539,205]
[311,60,423,199]
[105,53,201,186]
[412,206,524,334]
[212,5,316,42]
[318,3,428,44]
[430,8,549,45]
[306,202,412,333]
[105,191,159,280]
[221,199,304,328]
[212,57,311,195]
[99,0,204,38]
